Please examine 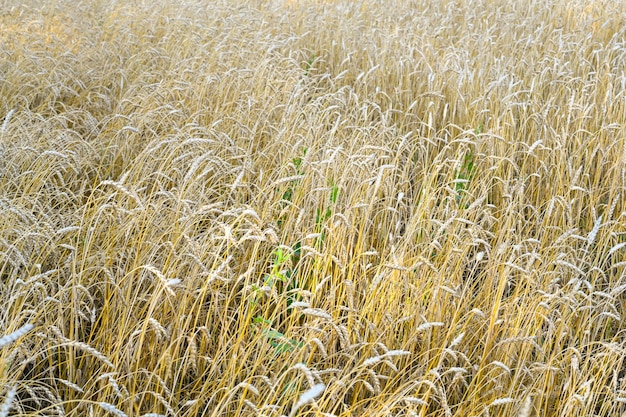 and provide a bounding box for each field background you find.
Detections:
[1,0,626,416]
